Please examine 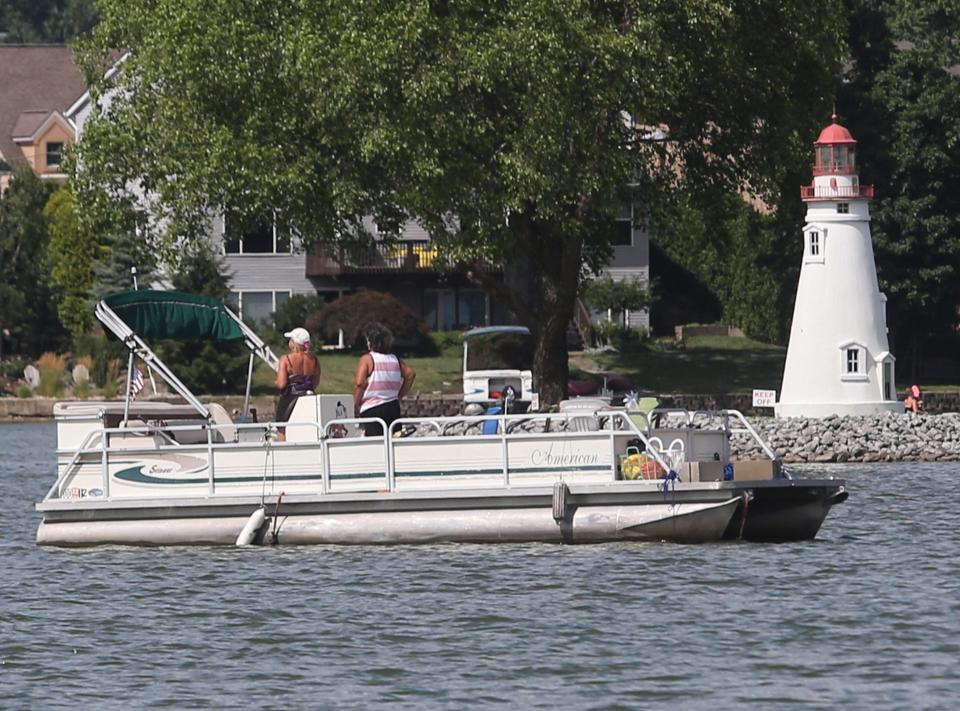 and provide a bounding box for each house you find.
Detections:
[0,45,88,192]
[66,57,651,335]
[215,212,649,335]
